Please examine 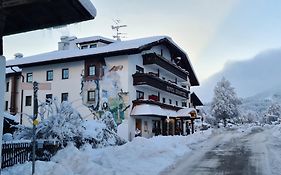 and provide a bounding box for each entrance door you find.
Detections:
[169,119,175,135]
[135,119,142,137]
